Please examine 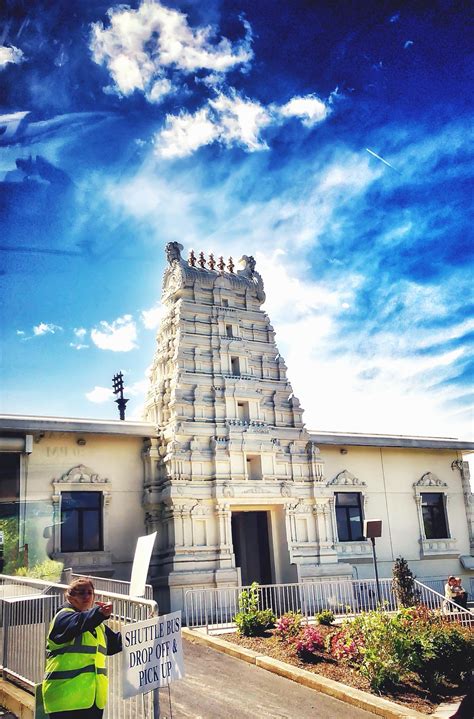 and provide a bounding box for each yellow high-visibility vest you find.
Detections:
[42,608,108,713]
